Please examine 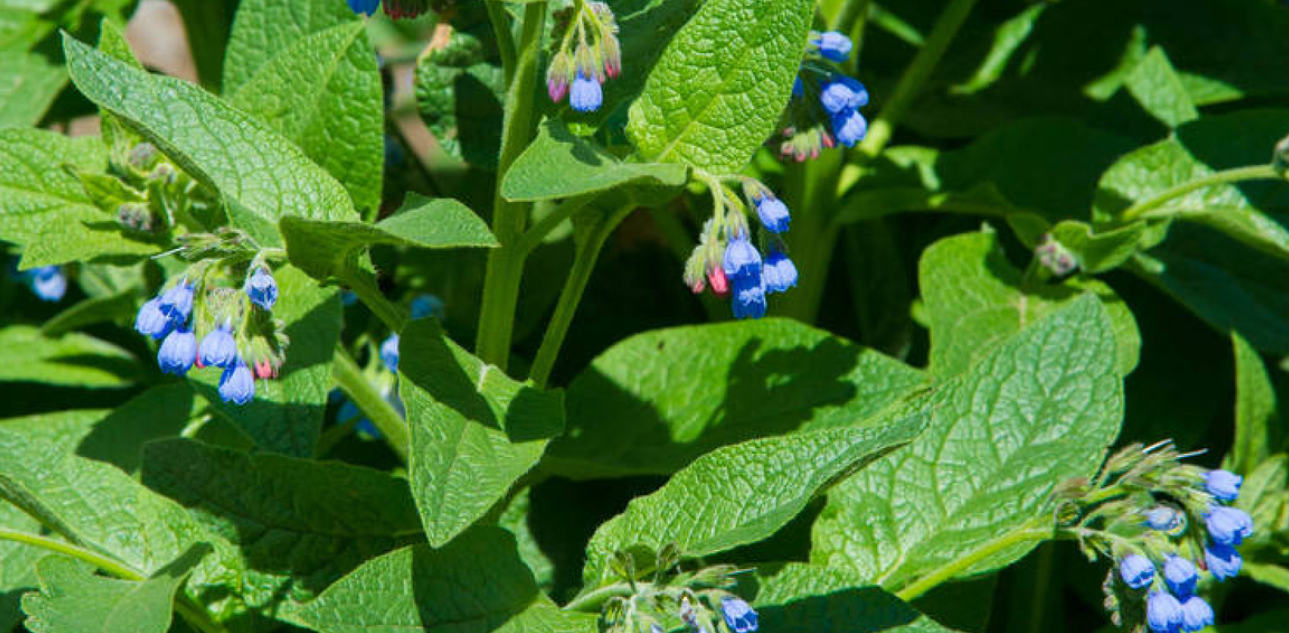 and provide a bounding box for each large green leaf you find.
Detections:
[0,52,65,127]
[0,501,42,631]
[62,34,358,246]
[502,120,687,203]
[811,296,1123,589]
[547,319,928,479]
[400,319,564,547]
[281,193,496,283]
[0,128,159,269]
[21,546,205,633]
[751,564,962,633]
[413,25,504,169]
[919,230,1140,377]
[222,0,356,94]
[188,265,342,457]
[581,419,925,587]
[626,0,813,174]
[1123,47,1199,129]
[0,325,141,388]
[1230,333,1280,475]
[294,527,558,633]
[229,20,383,213]
[140,438,422,602]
